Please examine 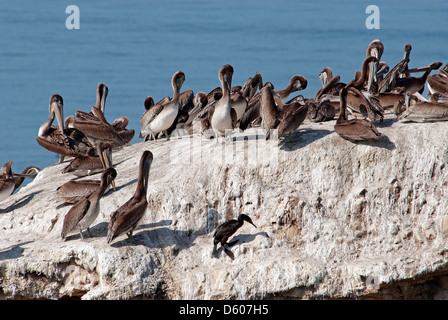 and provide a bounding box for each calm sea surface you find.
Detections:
[1,0,447,187]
